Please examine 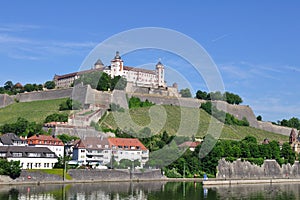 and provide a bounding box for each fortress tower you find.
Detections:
[110,51,124,77]
[156,61,165,87]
